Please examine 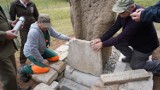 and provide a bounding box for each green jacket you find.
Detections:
[9,0,39,29]
[0,6,16,60]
